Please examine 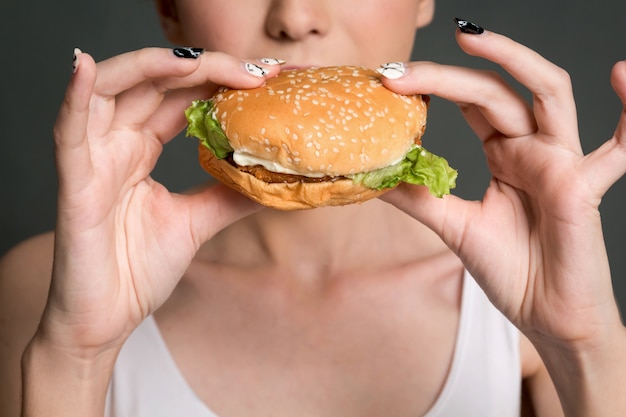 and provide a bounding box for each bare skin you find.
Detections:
[1,203,557,416]
[3,0,626,416]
